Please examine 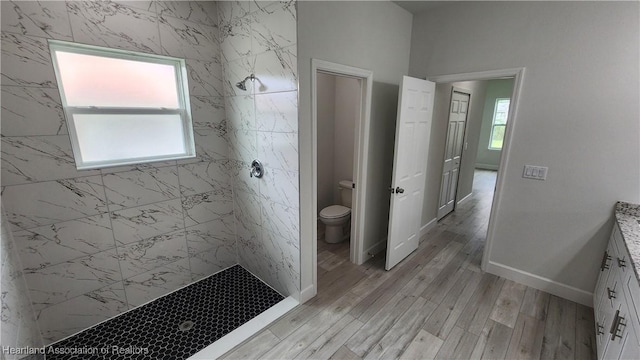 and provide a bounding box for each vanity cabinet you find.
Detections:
[594,223,640,359]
